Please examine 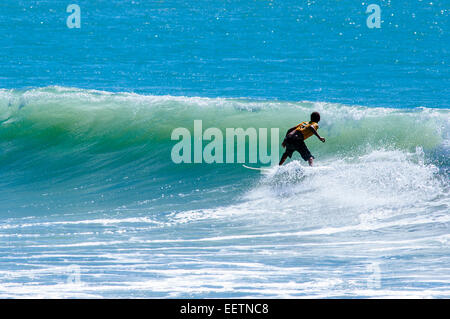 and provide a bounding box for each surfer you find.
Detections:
[279,112,325,166]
